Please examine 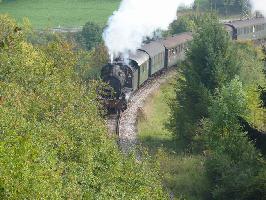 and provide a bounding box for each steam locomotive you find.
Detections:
[101,17,266,111]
